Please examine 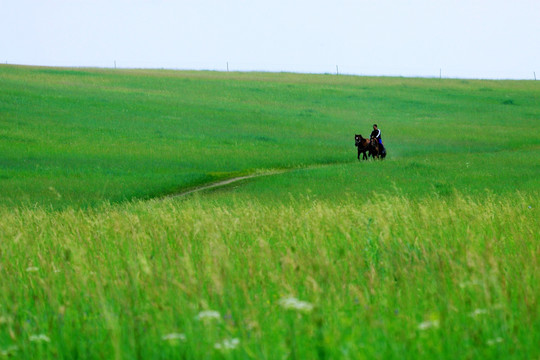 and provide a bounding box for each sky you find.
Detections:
[1,0,539,79]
